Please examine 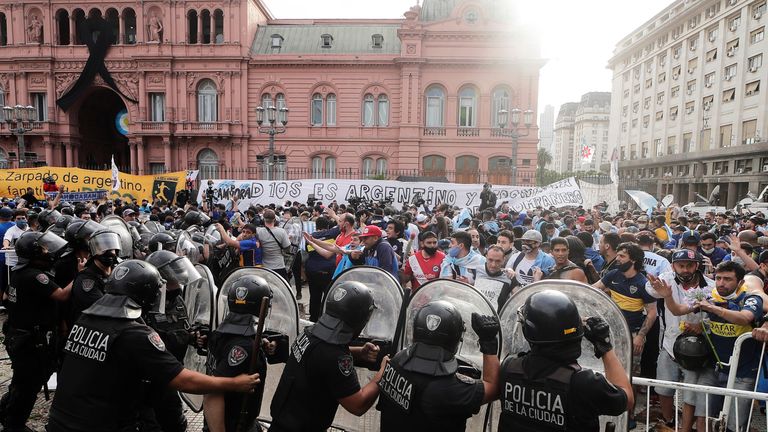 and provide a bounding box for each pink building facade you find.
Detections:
[0,0,543,184]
